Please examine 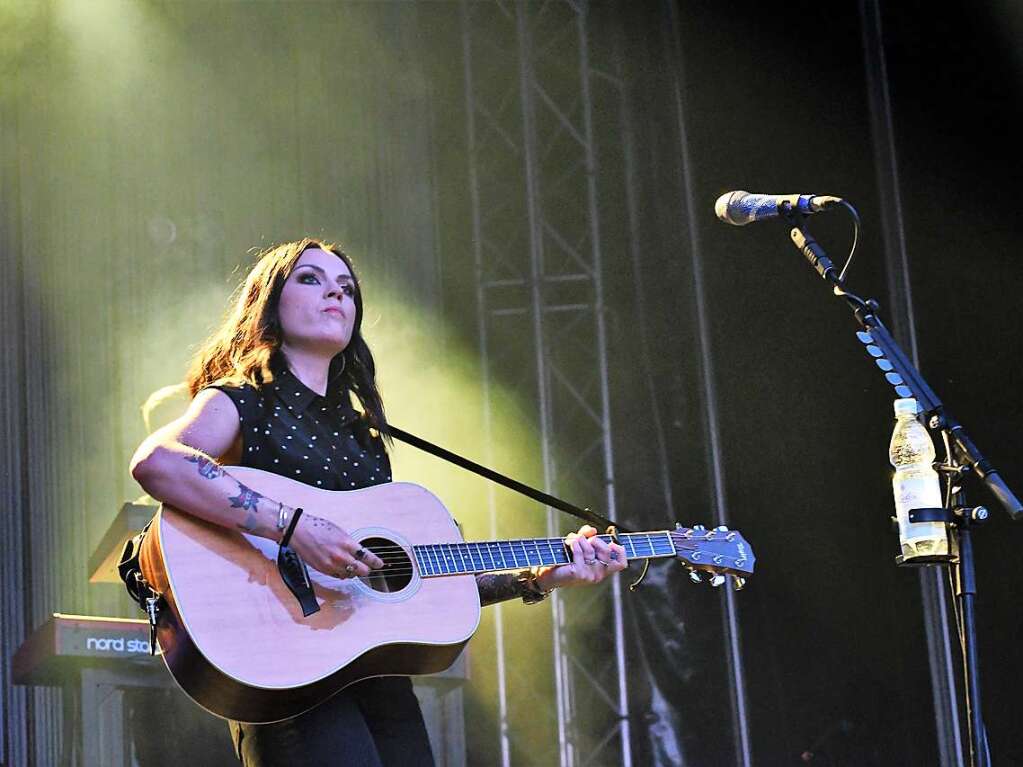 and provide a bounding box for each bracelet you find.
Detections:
[276,502,289,533]
[517,568,553,605]
[280,508,303,548]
